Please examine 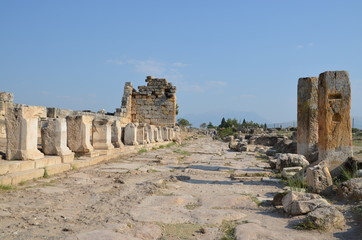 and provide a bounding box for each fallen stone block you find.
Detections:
[281,167,302,178]
[282,191,330,215]
[276,153,309,171]
[306,163,333,194]
[338,177,362,201]
[305,206,345,230]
